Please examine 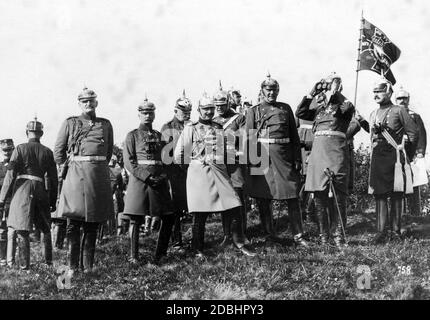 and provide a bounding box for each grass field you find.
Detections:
[1,209,430,300]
